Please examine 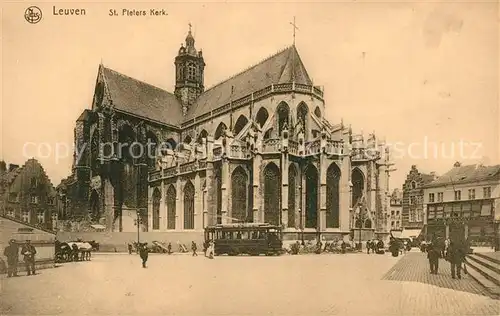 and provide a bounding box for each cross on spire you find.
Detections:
[188,22,192,33]
[290,16,299,45]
